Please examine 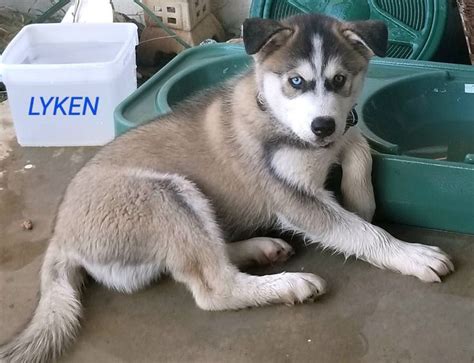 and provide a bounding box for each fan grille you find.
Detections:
[375,0,426,31]
[270,0,303,19]
[386,43,414,58]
